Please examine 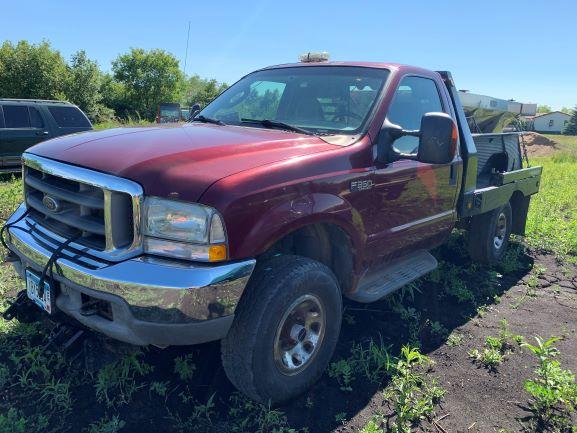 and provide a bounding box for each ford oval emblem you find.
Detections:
[42,195,61,212]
